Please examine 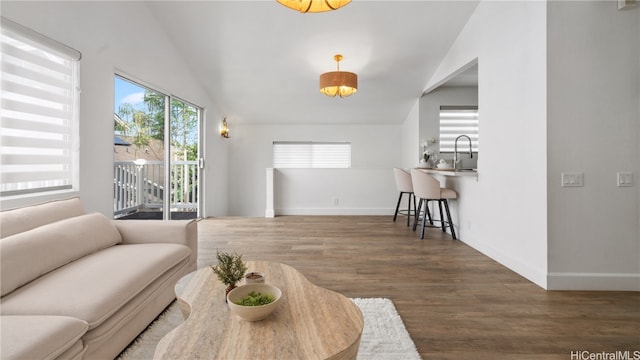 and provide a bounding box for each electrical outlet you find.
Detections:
[561,172,583,187]
[332,197,339,206]
[617,172,633,187]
